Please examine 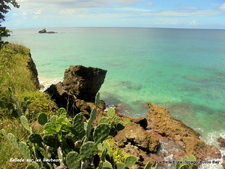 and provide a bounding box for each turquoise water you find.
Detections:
[3,28,225,147]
